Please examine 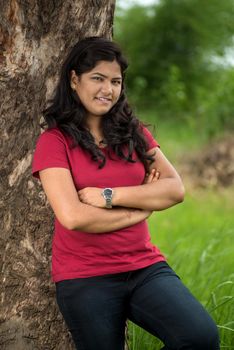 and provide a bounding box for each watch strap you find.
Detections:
[105,198,112,209]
